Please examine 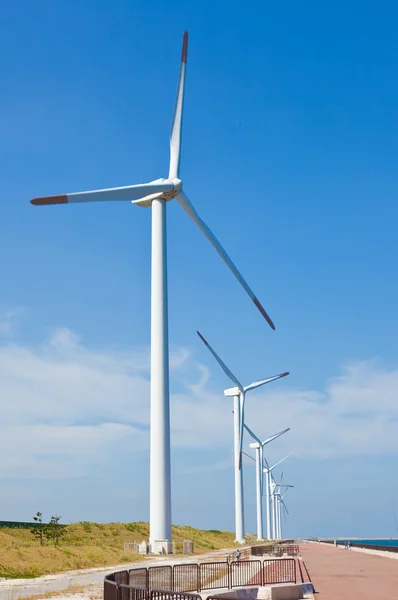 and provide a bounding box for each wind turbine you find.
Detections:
[197,331,289,543]
[29,33,277,554]
[270,478,293,540]
[278,489,290,540]
[276,470,293,540]
[263,454,291,540]
[244,424,290,541]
